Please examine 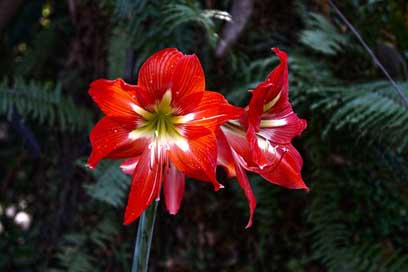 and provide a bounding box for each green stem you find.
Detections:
[131,200,159,272]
